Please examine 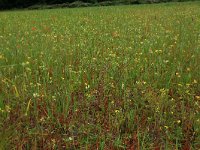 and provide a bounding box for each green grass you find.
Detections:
[0,2,200,149]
